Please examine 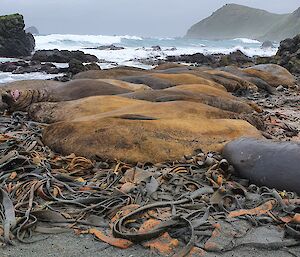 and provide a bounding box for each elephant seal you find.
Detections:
[223,138,300,194]
[2,79,133,112]
[122,89,254,114]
